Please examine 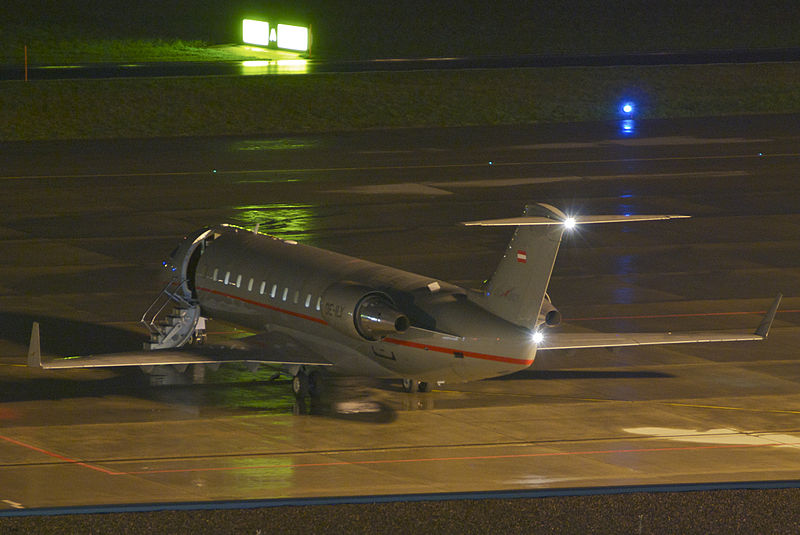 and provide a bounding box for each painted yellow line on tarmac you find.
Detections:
[660,401,800,415]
